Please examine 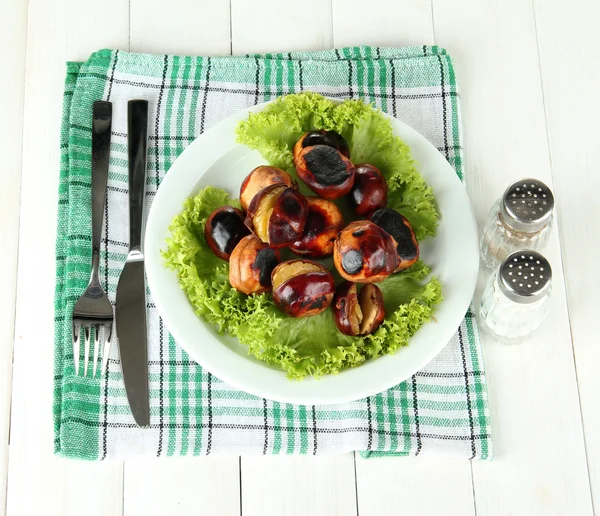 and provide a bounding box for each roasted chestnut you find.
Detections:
[369,208,419,271]
[333,220,399,283]
[348,164,388,216]
[292,130,350,163]
[229,235,280,295]
[294,145,355,200]
[332,282,385,336]
[271,260,335,318]
[290,197,344,258]
[204,206,251,261]
[245,184,309,247]
[239,166,295,211]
